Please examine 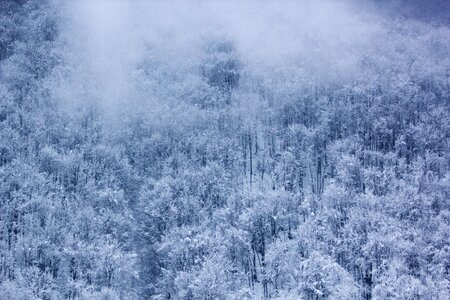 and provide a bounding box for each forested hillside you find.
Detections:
[0,0,449,299]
